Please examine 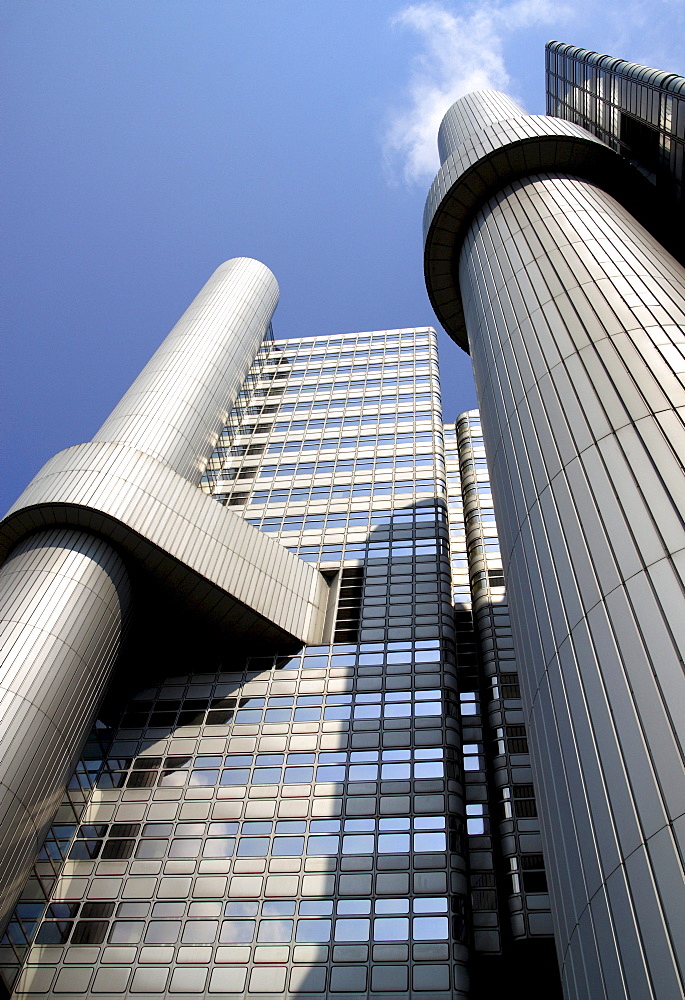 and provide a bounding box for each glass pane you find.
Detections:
[272,837,304,856]
[414,832,446,852]
[237,839,268,857]
[334,918,370,941]
[374,917,409,941]
[144,921,181,943]
[263,901,296,916]
[283,767,313,783]
[181,921,218,943]
[256,920,293,942]
[224,902,259,917]
[109,921,144,944]
[413,916,449,940]
[295,920,331,942]
[189,770,219,786]
[252,768,281,784]
[169,839,201,858]
[342,835,374,854]
[219,920,255,943]
[378,833,410,853]
[381,763,410,780]
[348,764,378,781]
[208,822,239,836]
[202,838,235,858]
[316,766,346,782]
[306,836,339,856]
